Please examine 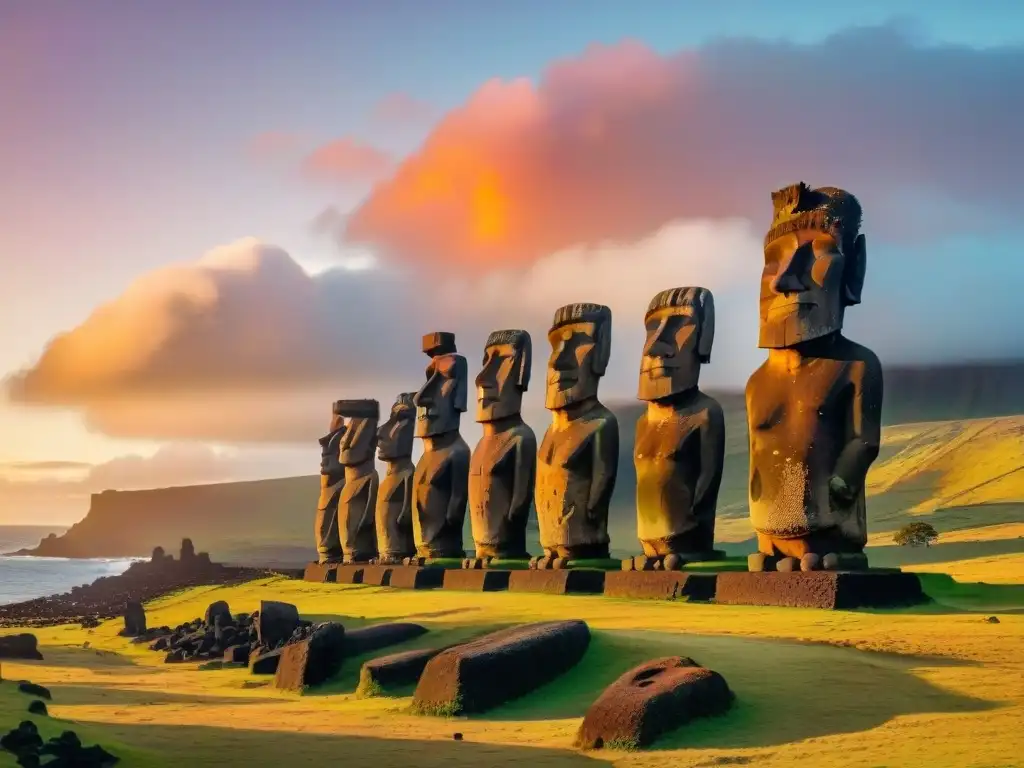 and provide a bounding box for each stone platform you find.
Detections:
[603,571,717,601]
[389,566,445,590]
[508,569,606,595]
[714,570,926,610]
[443,569,512,592]
[302,562,337,583]
[360,566,394,586]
